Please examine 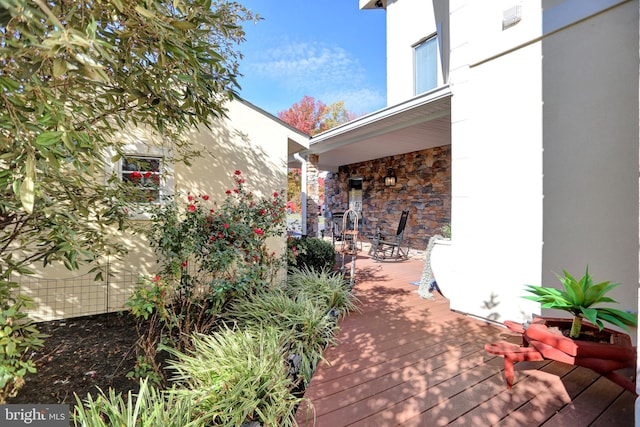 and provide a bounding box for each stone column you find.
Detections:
[307,154,319,237]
